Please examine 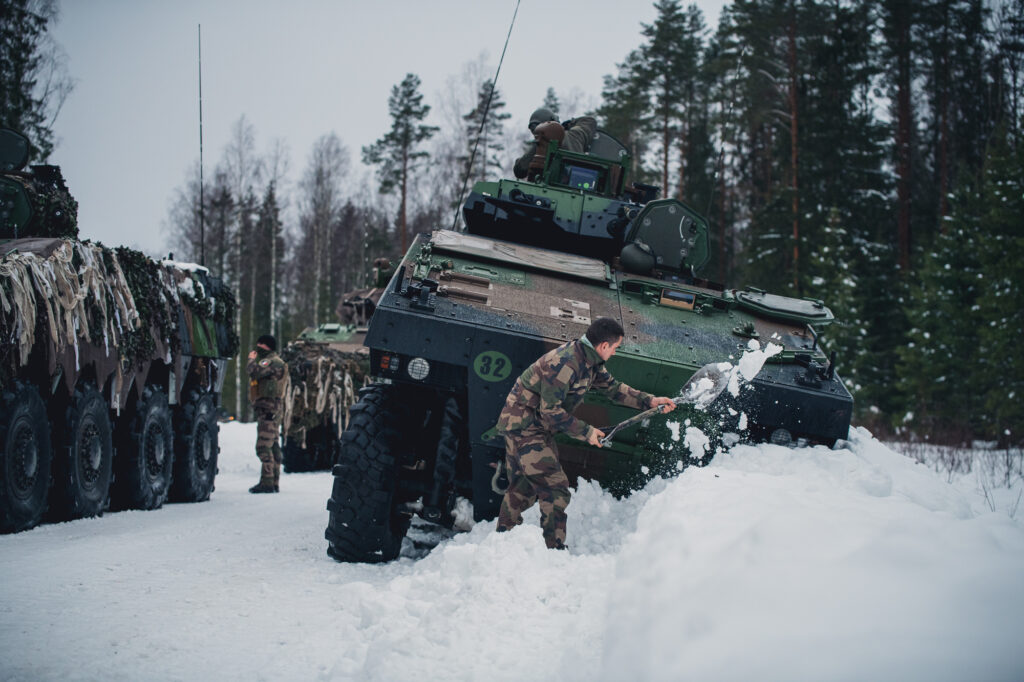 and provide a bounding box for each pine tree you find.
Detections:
[597,49,654,185]
[896,172,989,441]
[636,0,706,198]
[0,0,73,161]
[362,73,438,253]
[806,209,863,397]
[542,87,560,117]
[462,79,511,183]
[975,126,1024,445]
